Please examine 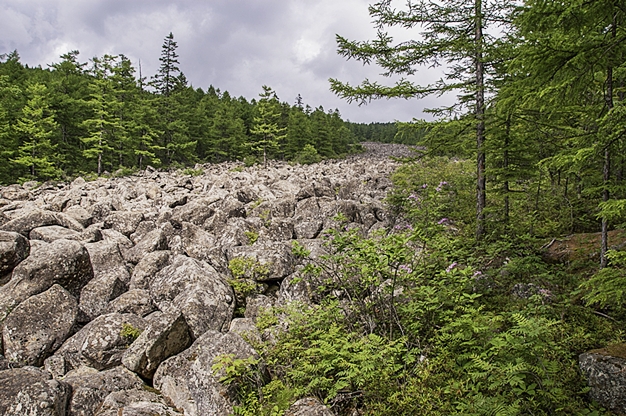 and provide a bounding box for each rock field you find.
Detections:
[0,142,414,415]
